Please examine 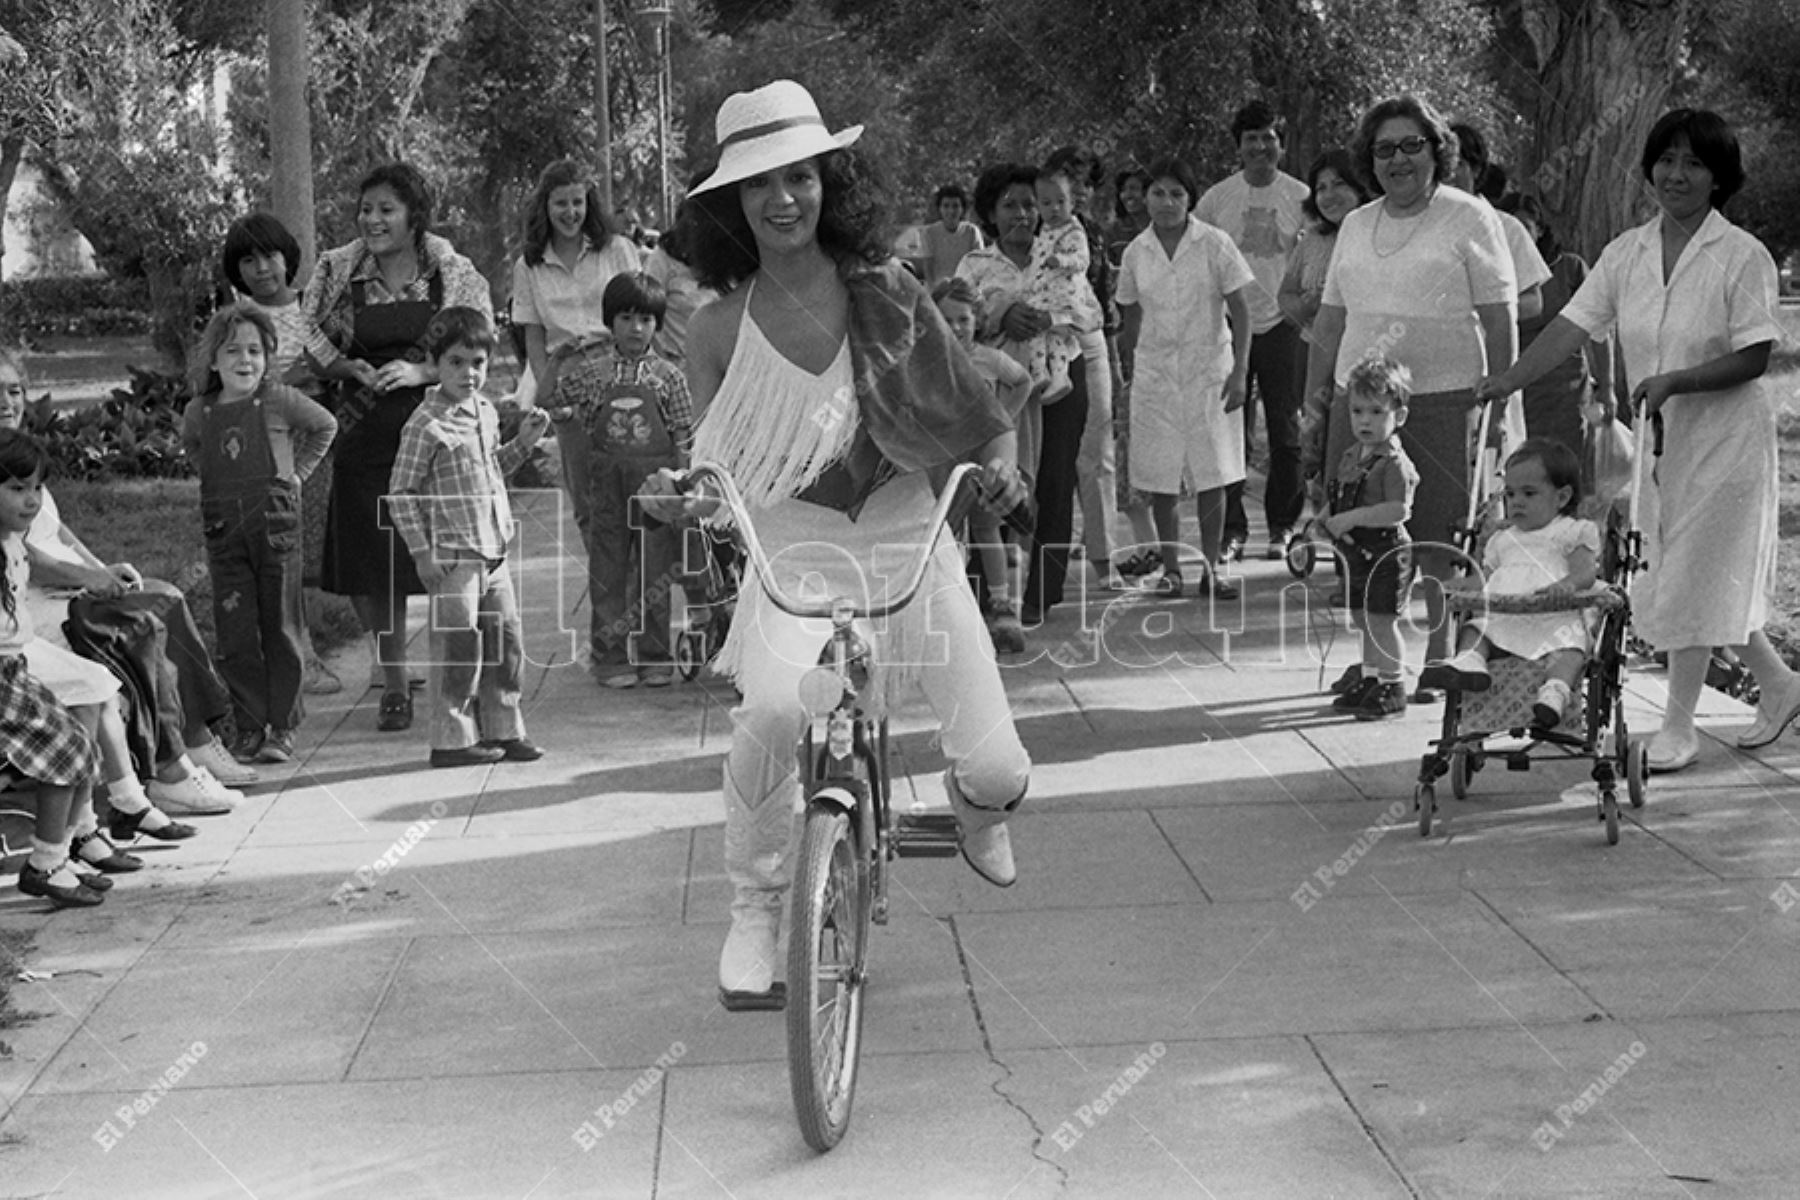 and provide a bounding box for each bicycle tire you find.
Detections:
[787,803,870,1151]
